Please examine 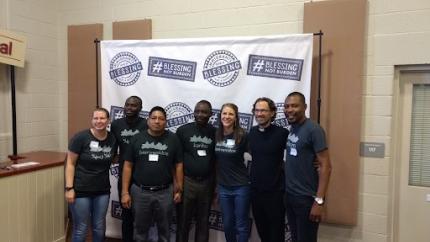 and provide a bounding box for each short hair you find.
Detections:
[149,106,167,118]
[93,107,110,119]
[252,97,277,122]
[287,91,306,104]
[126,96,142,108]
[196,100,212,111]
